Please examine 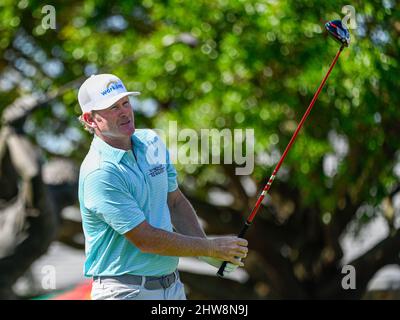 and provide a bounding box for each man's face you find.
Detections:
[90,96,135,139]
